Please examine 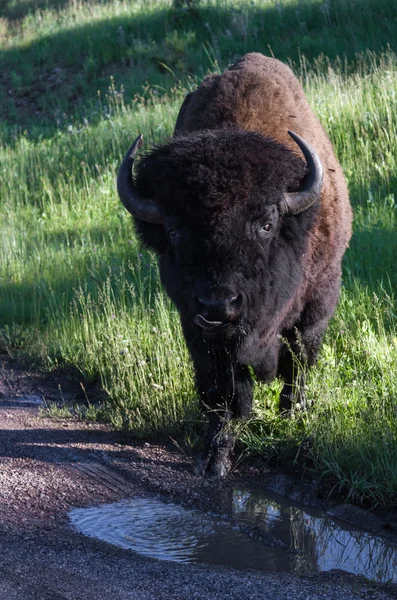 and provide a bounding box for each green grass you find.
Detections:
[1,0,397,507]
